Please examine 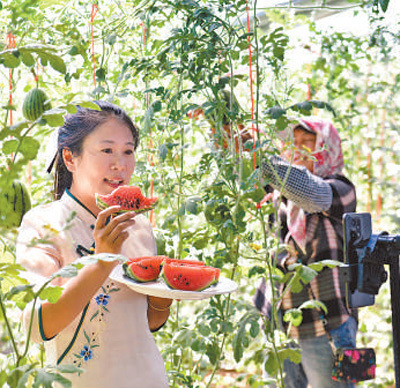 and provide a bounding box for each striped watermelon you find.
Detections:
[0,181,31,229]
[22,88,52,121]
[96,186,158,214]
